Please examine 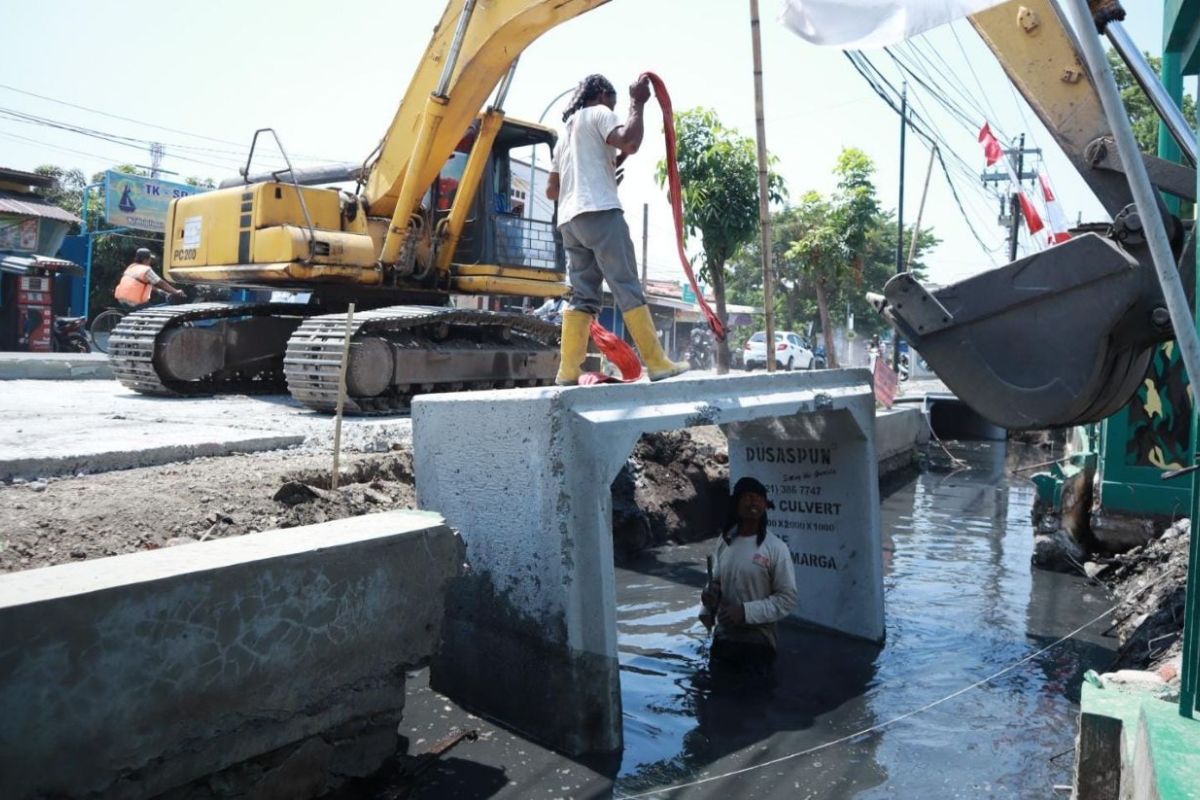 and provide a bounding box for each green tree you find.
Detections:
[658,108,784,372]
[727,151,937,362]
[1108,48,1197,154]
[783,149,880,368]
[33,166,89,221]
